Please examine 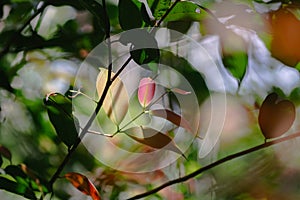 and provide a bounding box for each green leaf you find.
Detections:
[167,21,193,41]
[43,93,79,148]
[0,67,15,93]
[164,1,204,22]
[222,51,248,81]
[124,127,186,158]
[119,29,160,68]
[118,0,144,30]
[160,51,209,104]
[147,0,171,20]
[0,177,37,200]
